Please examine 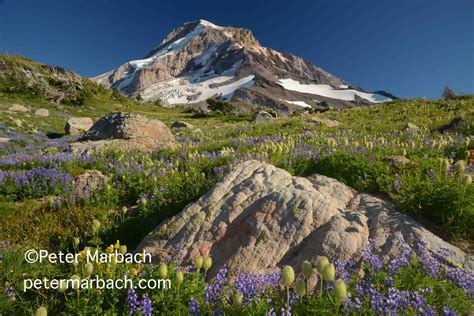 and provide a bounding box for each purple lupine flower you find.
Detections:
[188,298,200,316]
[445,267,474,293]
[280,306,292,316]
[409,289,427,309]
[204,265,228,305]
[362,239,382,273]
[0,167,74,199]
[442,306,459,316]
[234,271,280,305]
[384,277,394,287]
[413,240,441,278]
[3,287,15,302]
[126,288,140,315]
[289,289,298,306]
[335,258,356,283]
[141,293,153,316]
[266,308,276,316]
[388,237,412,274]
[420,305,438,316]
[343,295,362,313]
